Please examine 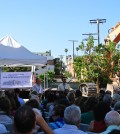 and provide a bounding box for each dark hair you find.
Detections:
[25,99,40,109]
[0,96,11,115]
[108,129,120,134]
[53,104,66,118]
[85,96,98,111]
[14,105,35,133]
[94,102,111,121]
[14,88,20,94]
[75,90,82,98]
